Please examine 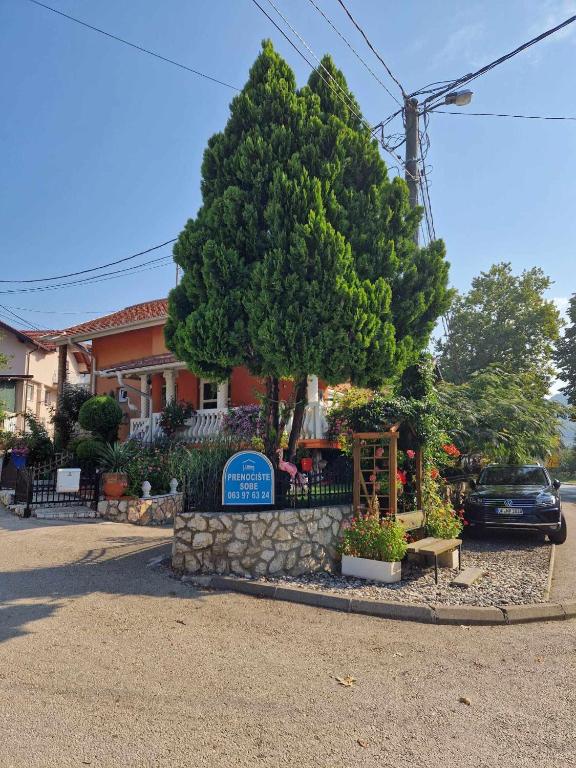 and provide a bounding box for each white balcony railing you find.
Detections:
[129,401,331,443]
